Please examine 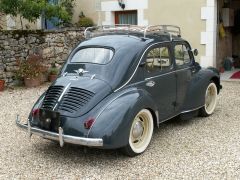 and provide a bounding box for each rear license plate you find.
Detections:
[39,109,60,132]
